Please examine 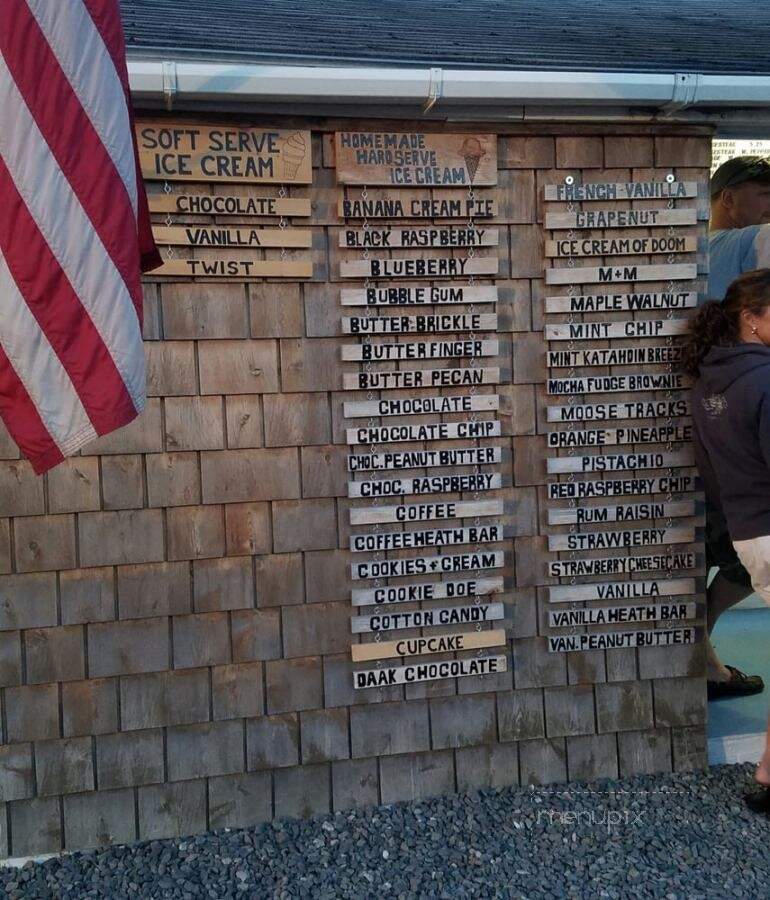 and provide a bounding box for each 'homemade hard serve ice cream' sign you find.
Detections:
[335,132,498,185]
